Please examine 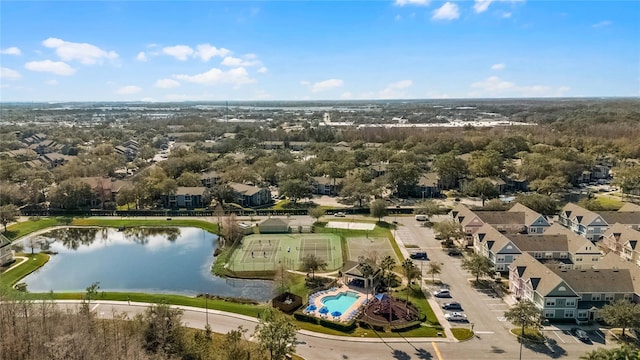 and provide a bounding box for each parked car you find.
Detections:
[410,252,428,260]
[415,214,428,221]
[447,248,462,256]
[334,212,346,217]
[433,289,451,298]
[571,328,591,343]
[442,302,463,310]
[444,312,468,322]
